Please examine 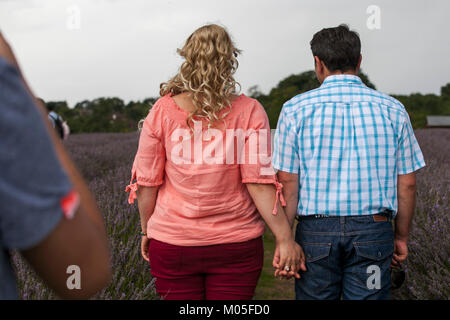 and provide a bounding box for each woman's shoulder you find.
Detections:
[232,93,255,105]
[142,95,172,134]
[152,94,172,111]
[146,94,180,119]
[147,93,267,127]
[155,93,260,112]
[232,94,265,113]
[233,94,267,117]
[230,94,269,129]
